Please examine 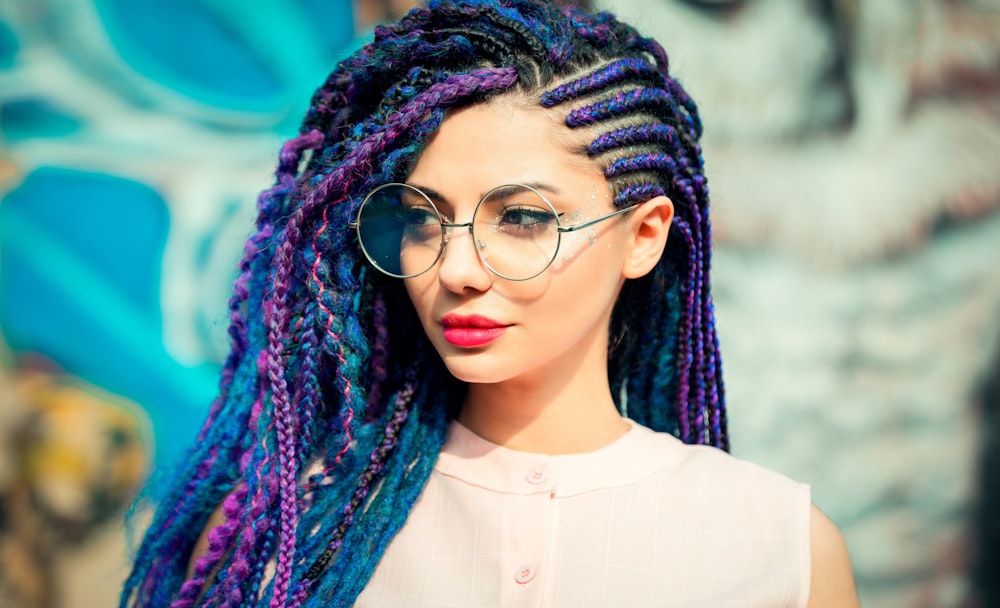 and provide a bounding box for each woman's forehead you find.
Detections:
[409,97,599,185]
